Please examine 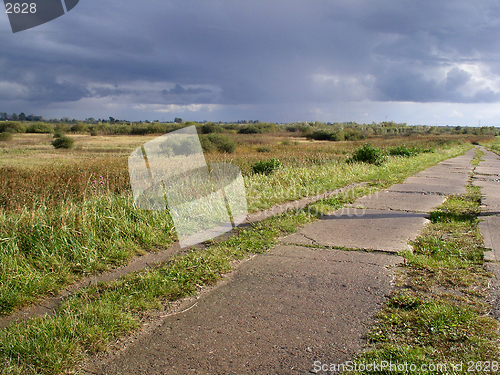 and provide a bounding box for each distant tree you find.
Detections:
[18,113,26,121]
[11,113,18,121]
[174,117,183,123]
[0,112,7,120]
[109,116,116,123]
